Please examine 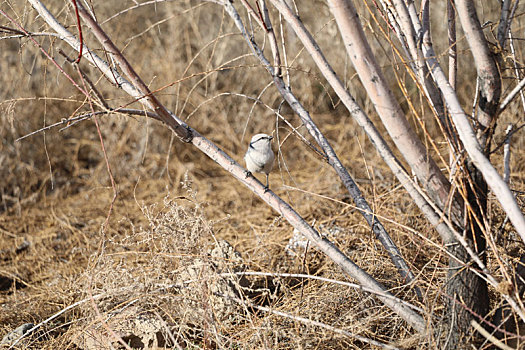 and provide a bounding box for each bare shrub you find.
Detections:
[2,0,525,349]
